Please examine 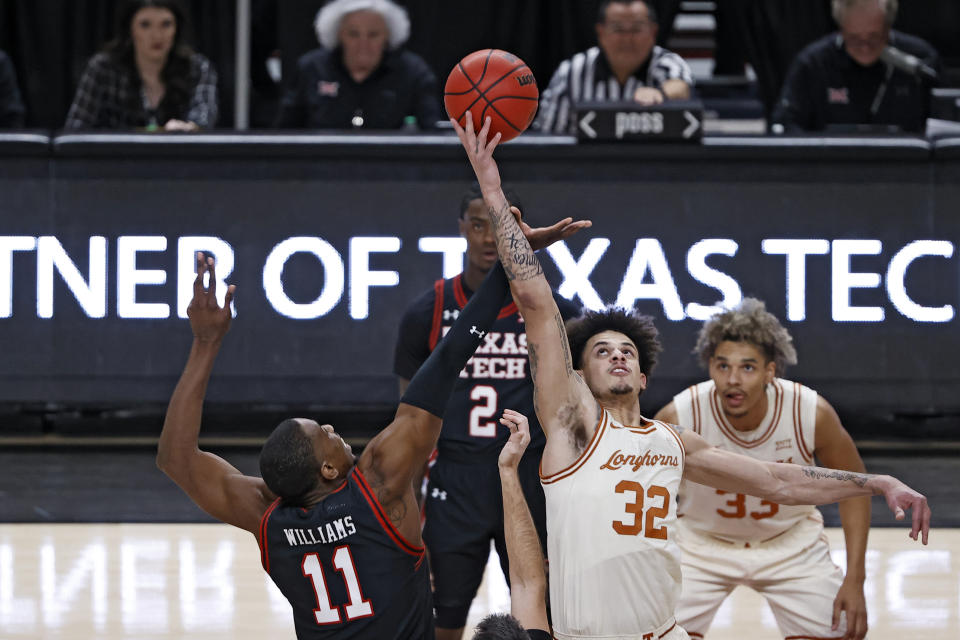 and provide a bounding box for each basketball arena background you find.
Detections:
[1,1,959,638]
